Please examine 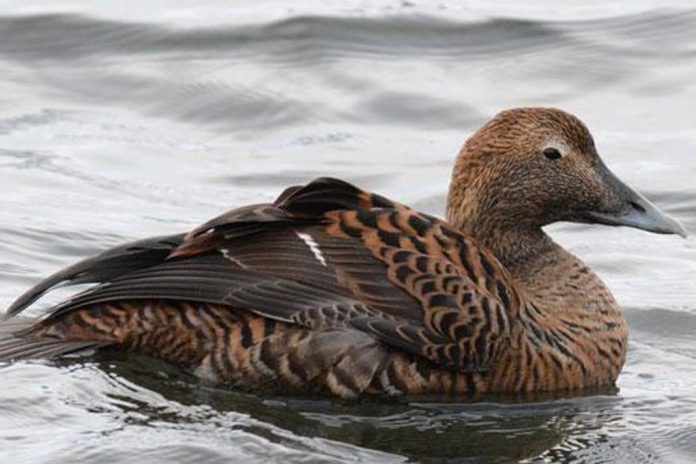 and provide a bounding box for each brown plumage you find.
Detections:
[0,107,686,399]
